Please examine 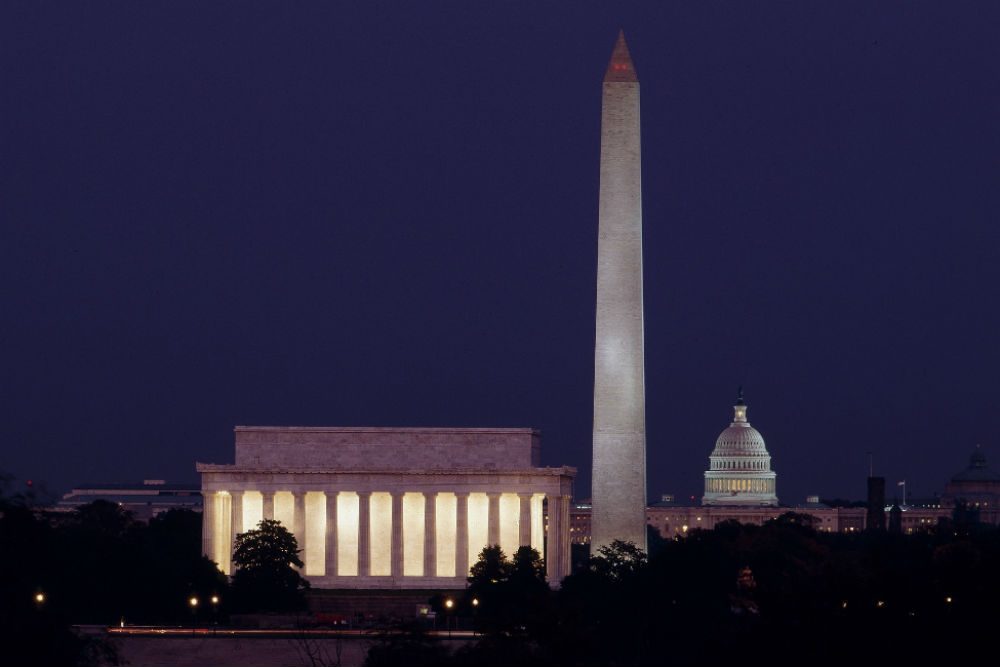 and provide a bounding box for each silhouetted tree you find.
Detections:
[464,545,551,637]
[230,519,309,612]
[0,485,118,665]
[589,539,647,581]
